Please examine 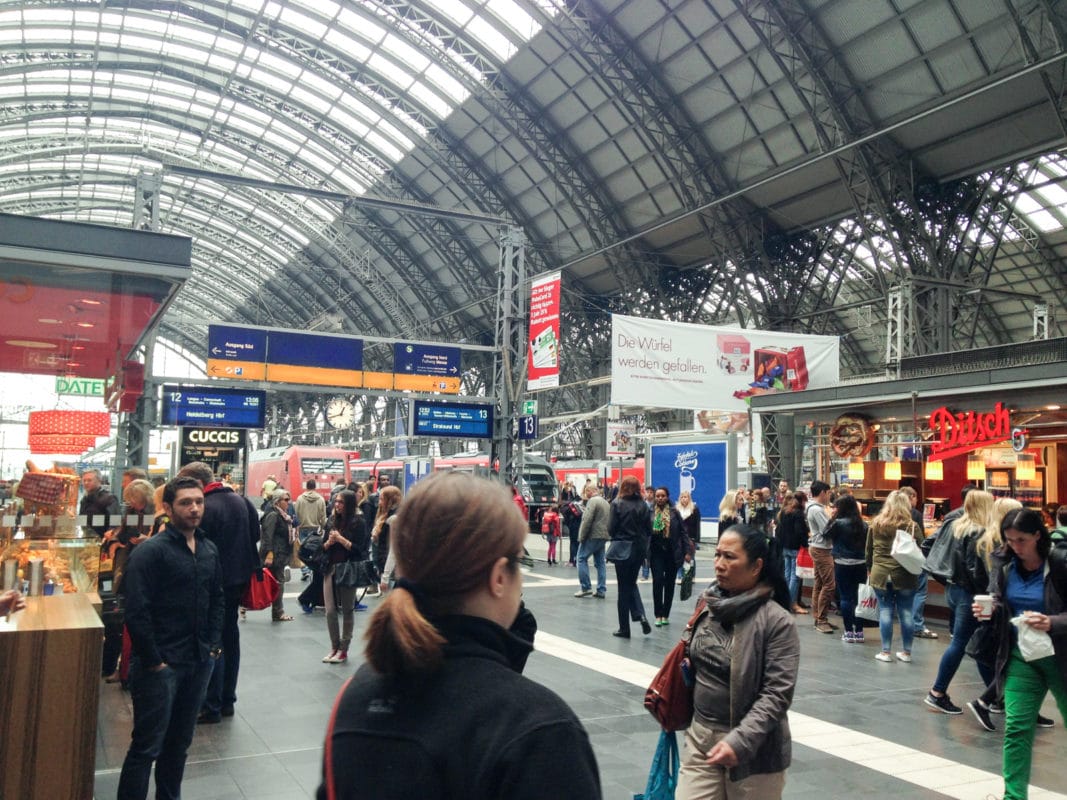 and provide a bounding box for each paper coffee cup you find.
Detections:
[975,594,994,620]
